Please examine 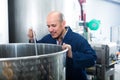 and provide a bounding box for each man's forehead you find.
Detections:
[47,17,60,24]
